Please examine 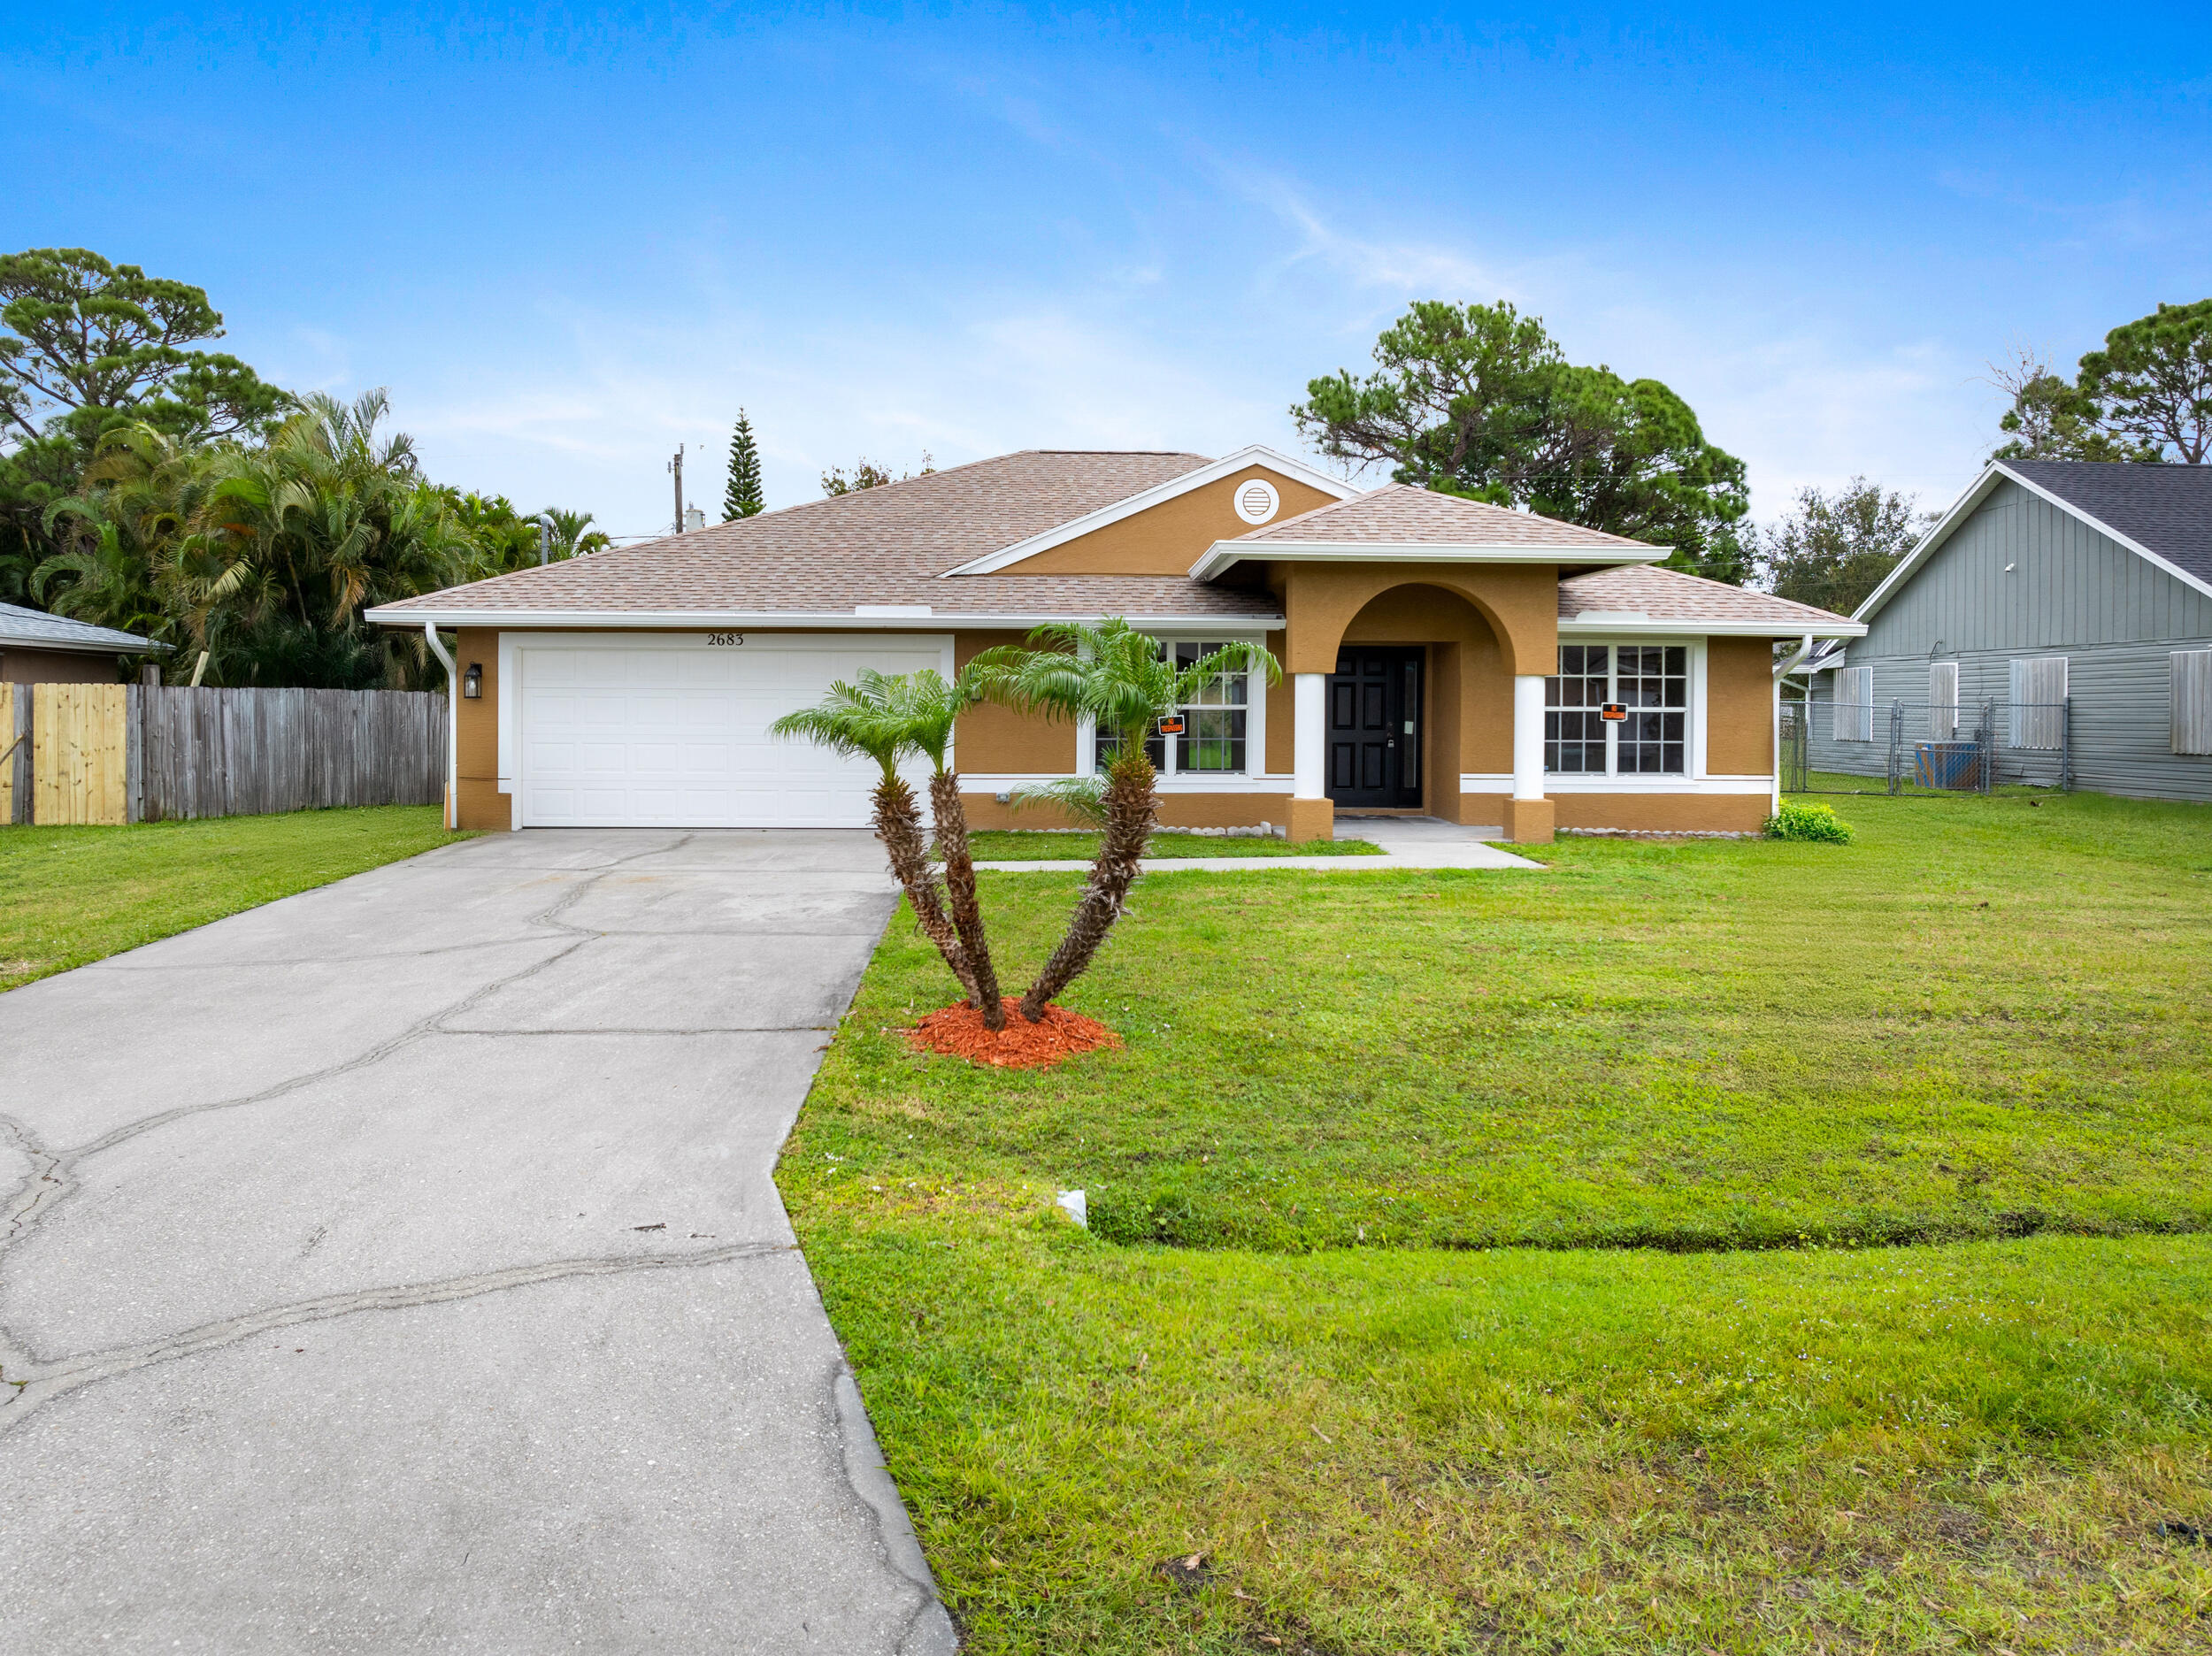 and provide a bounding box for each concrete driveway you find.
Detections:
[0,830,957,1654]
